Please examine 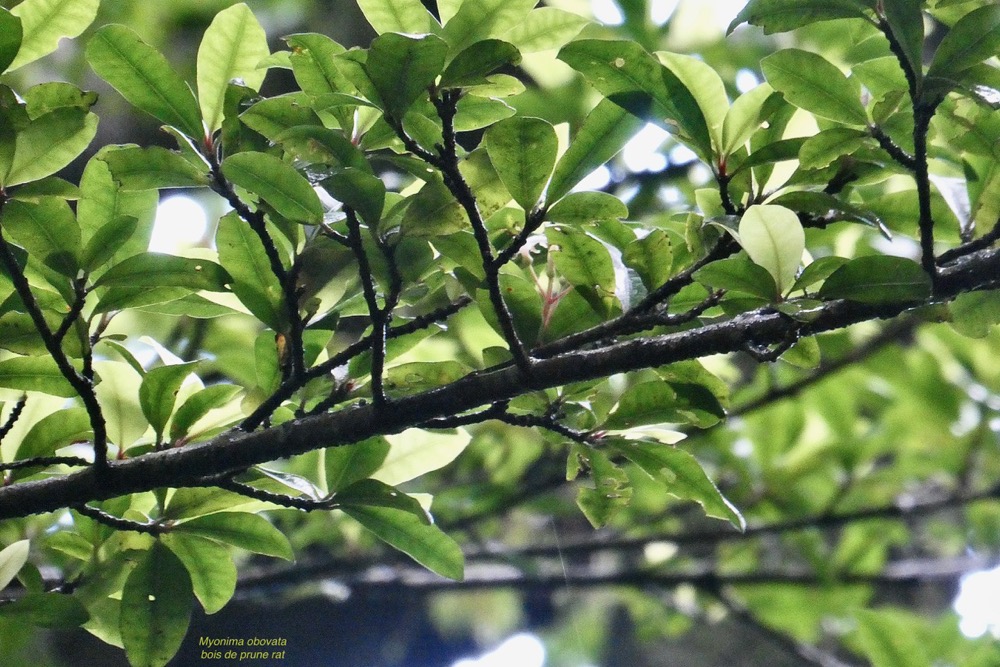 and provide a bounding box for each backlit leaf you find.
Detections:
[221,152,323,224]
[485,116,558,210]
[9,0,98,71]
[761,49,868,126]
[738,204,804,294]
[120,542,193,667]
